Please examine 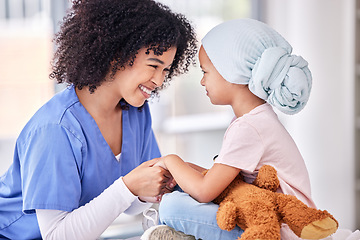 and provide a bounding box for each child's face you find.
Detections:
[199,45,234,105]
[111,47,176,107]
